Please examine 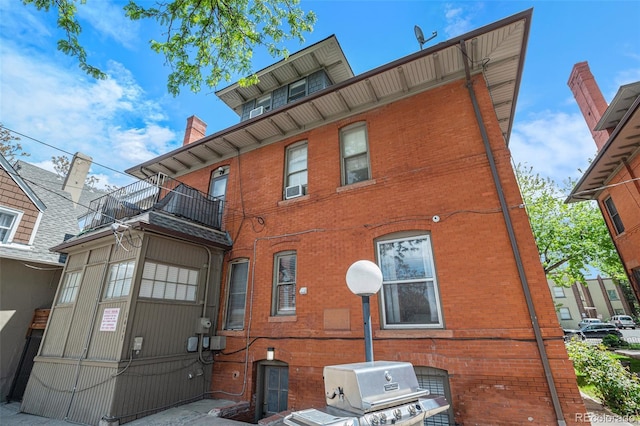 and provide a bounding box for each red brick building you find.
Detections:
[125,9,583,426]
[22,9,586,426]
[567,62,640,303]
